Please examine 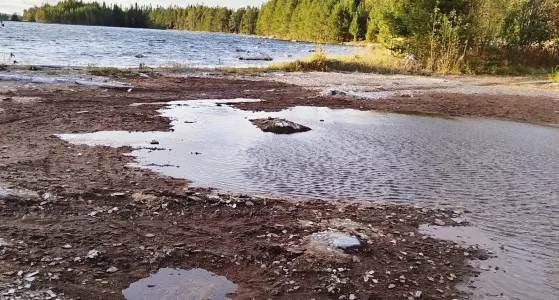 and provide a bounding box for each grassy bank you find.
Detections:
[268,45,557,78]
[269,46,418,75]
[2,49,557,81]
